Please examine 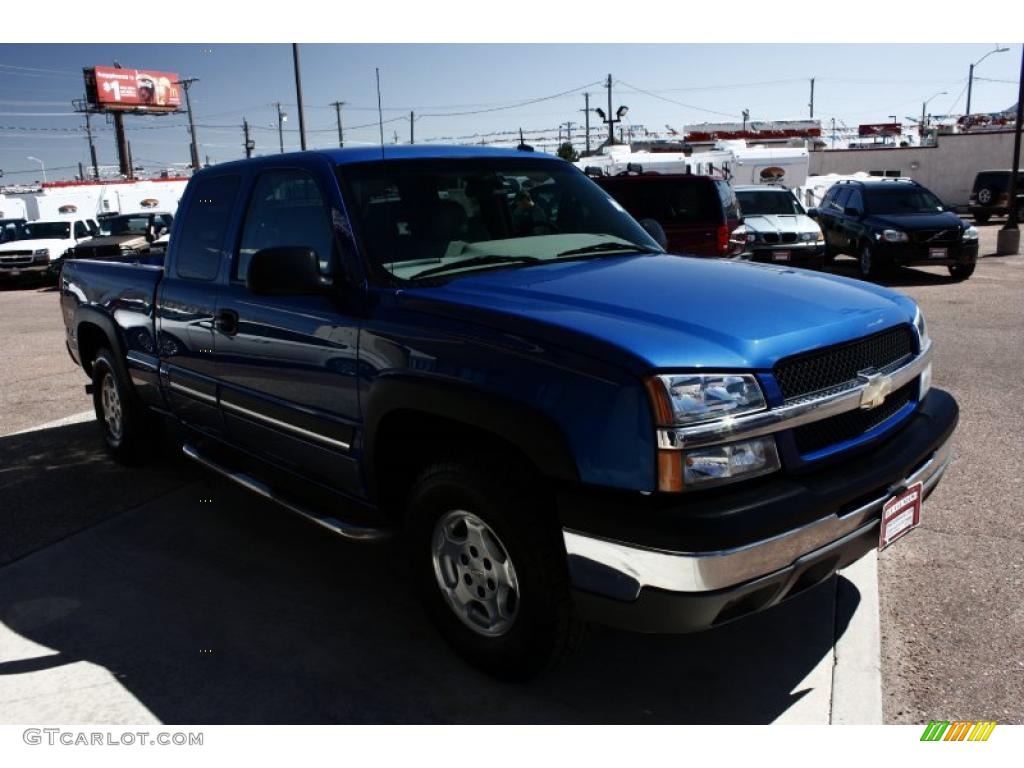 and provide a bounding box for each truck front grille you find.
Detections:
[792,379,917,456]
[0,251,34,265]
[774,325,915,401]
